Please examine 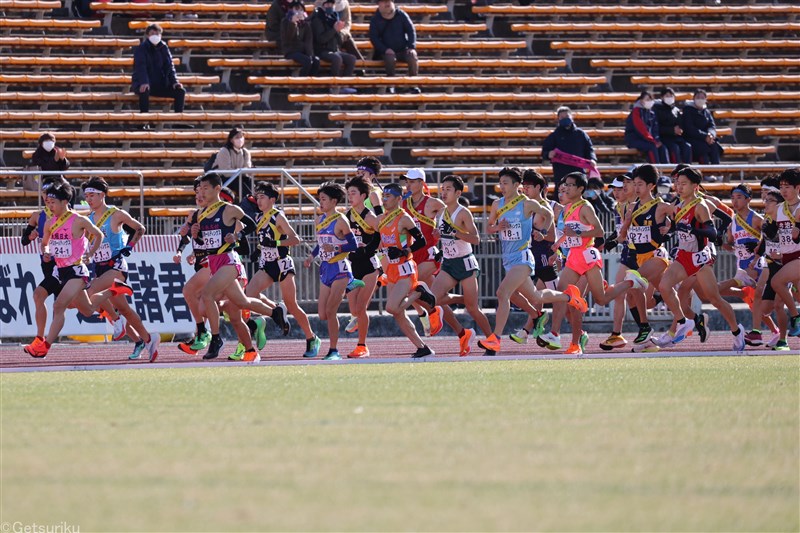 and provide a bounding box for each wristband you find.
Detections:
[276,240,281,247]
